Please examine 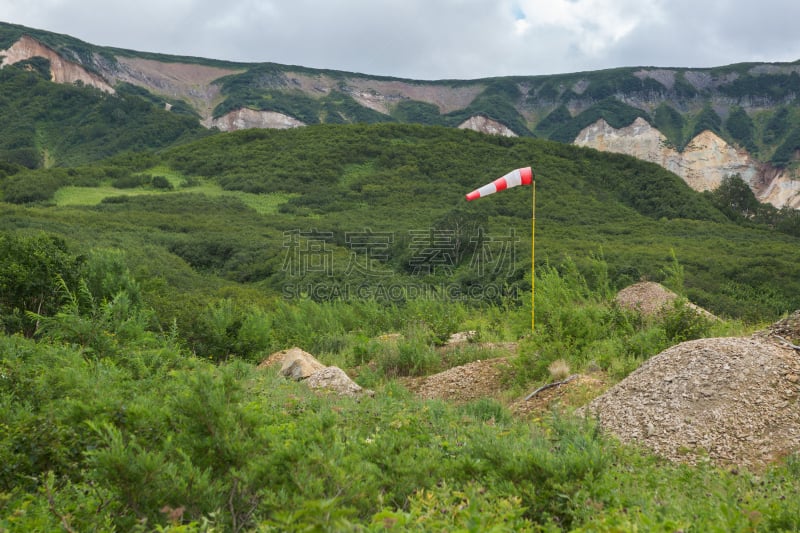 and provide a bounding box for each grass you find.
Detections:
[54,185,163,205]
[53,165,298,215]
